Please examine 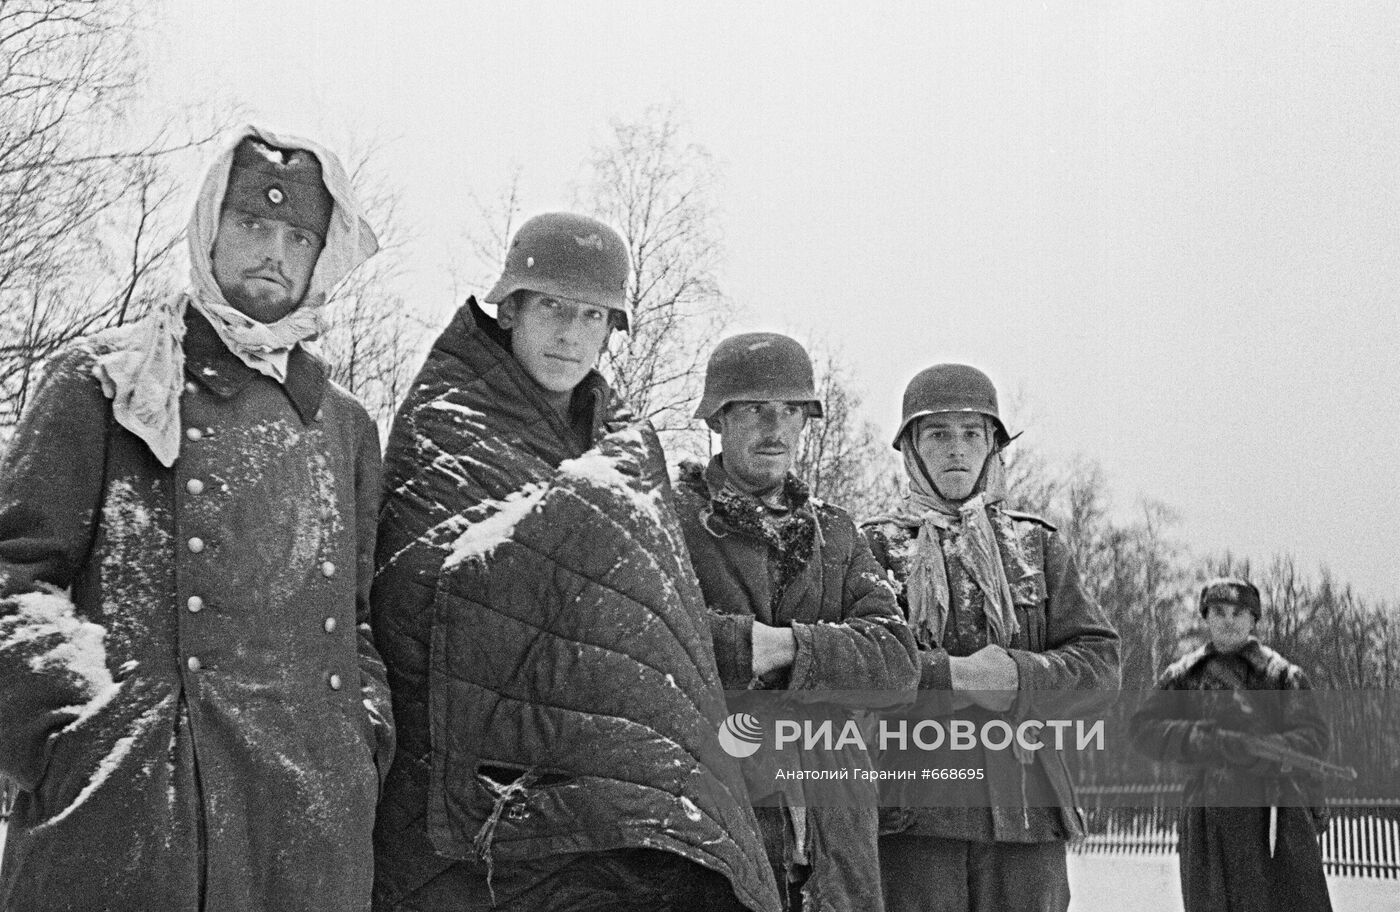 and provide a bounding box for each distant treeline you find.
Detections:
[982,447,1400,794]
